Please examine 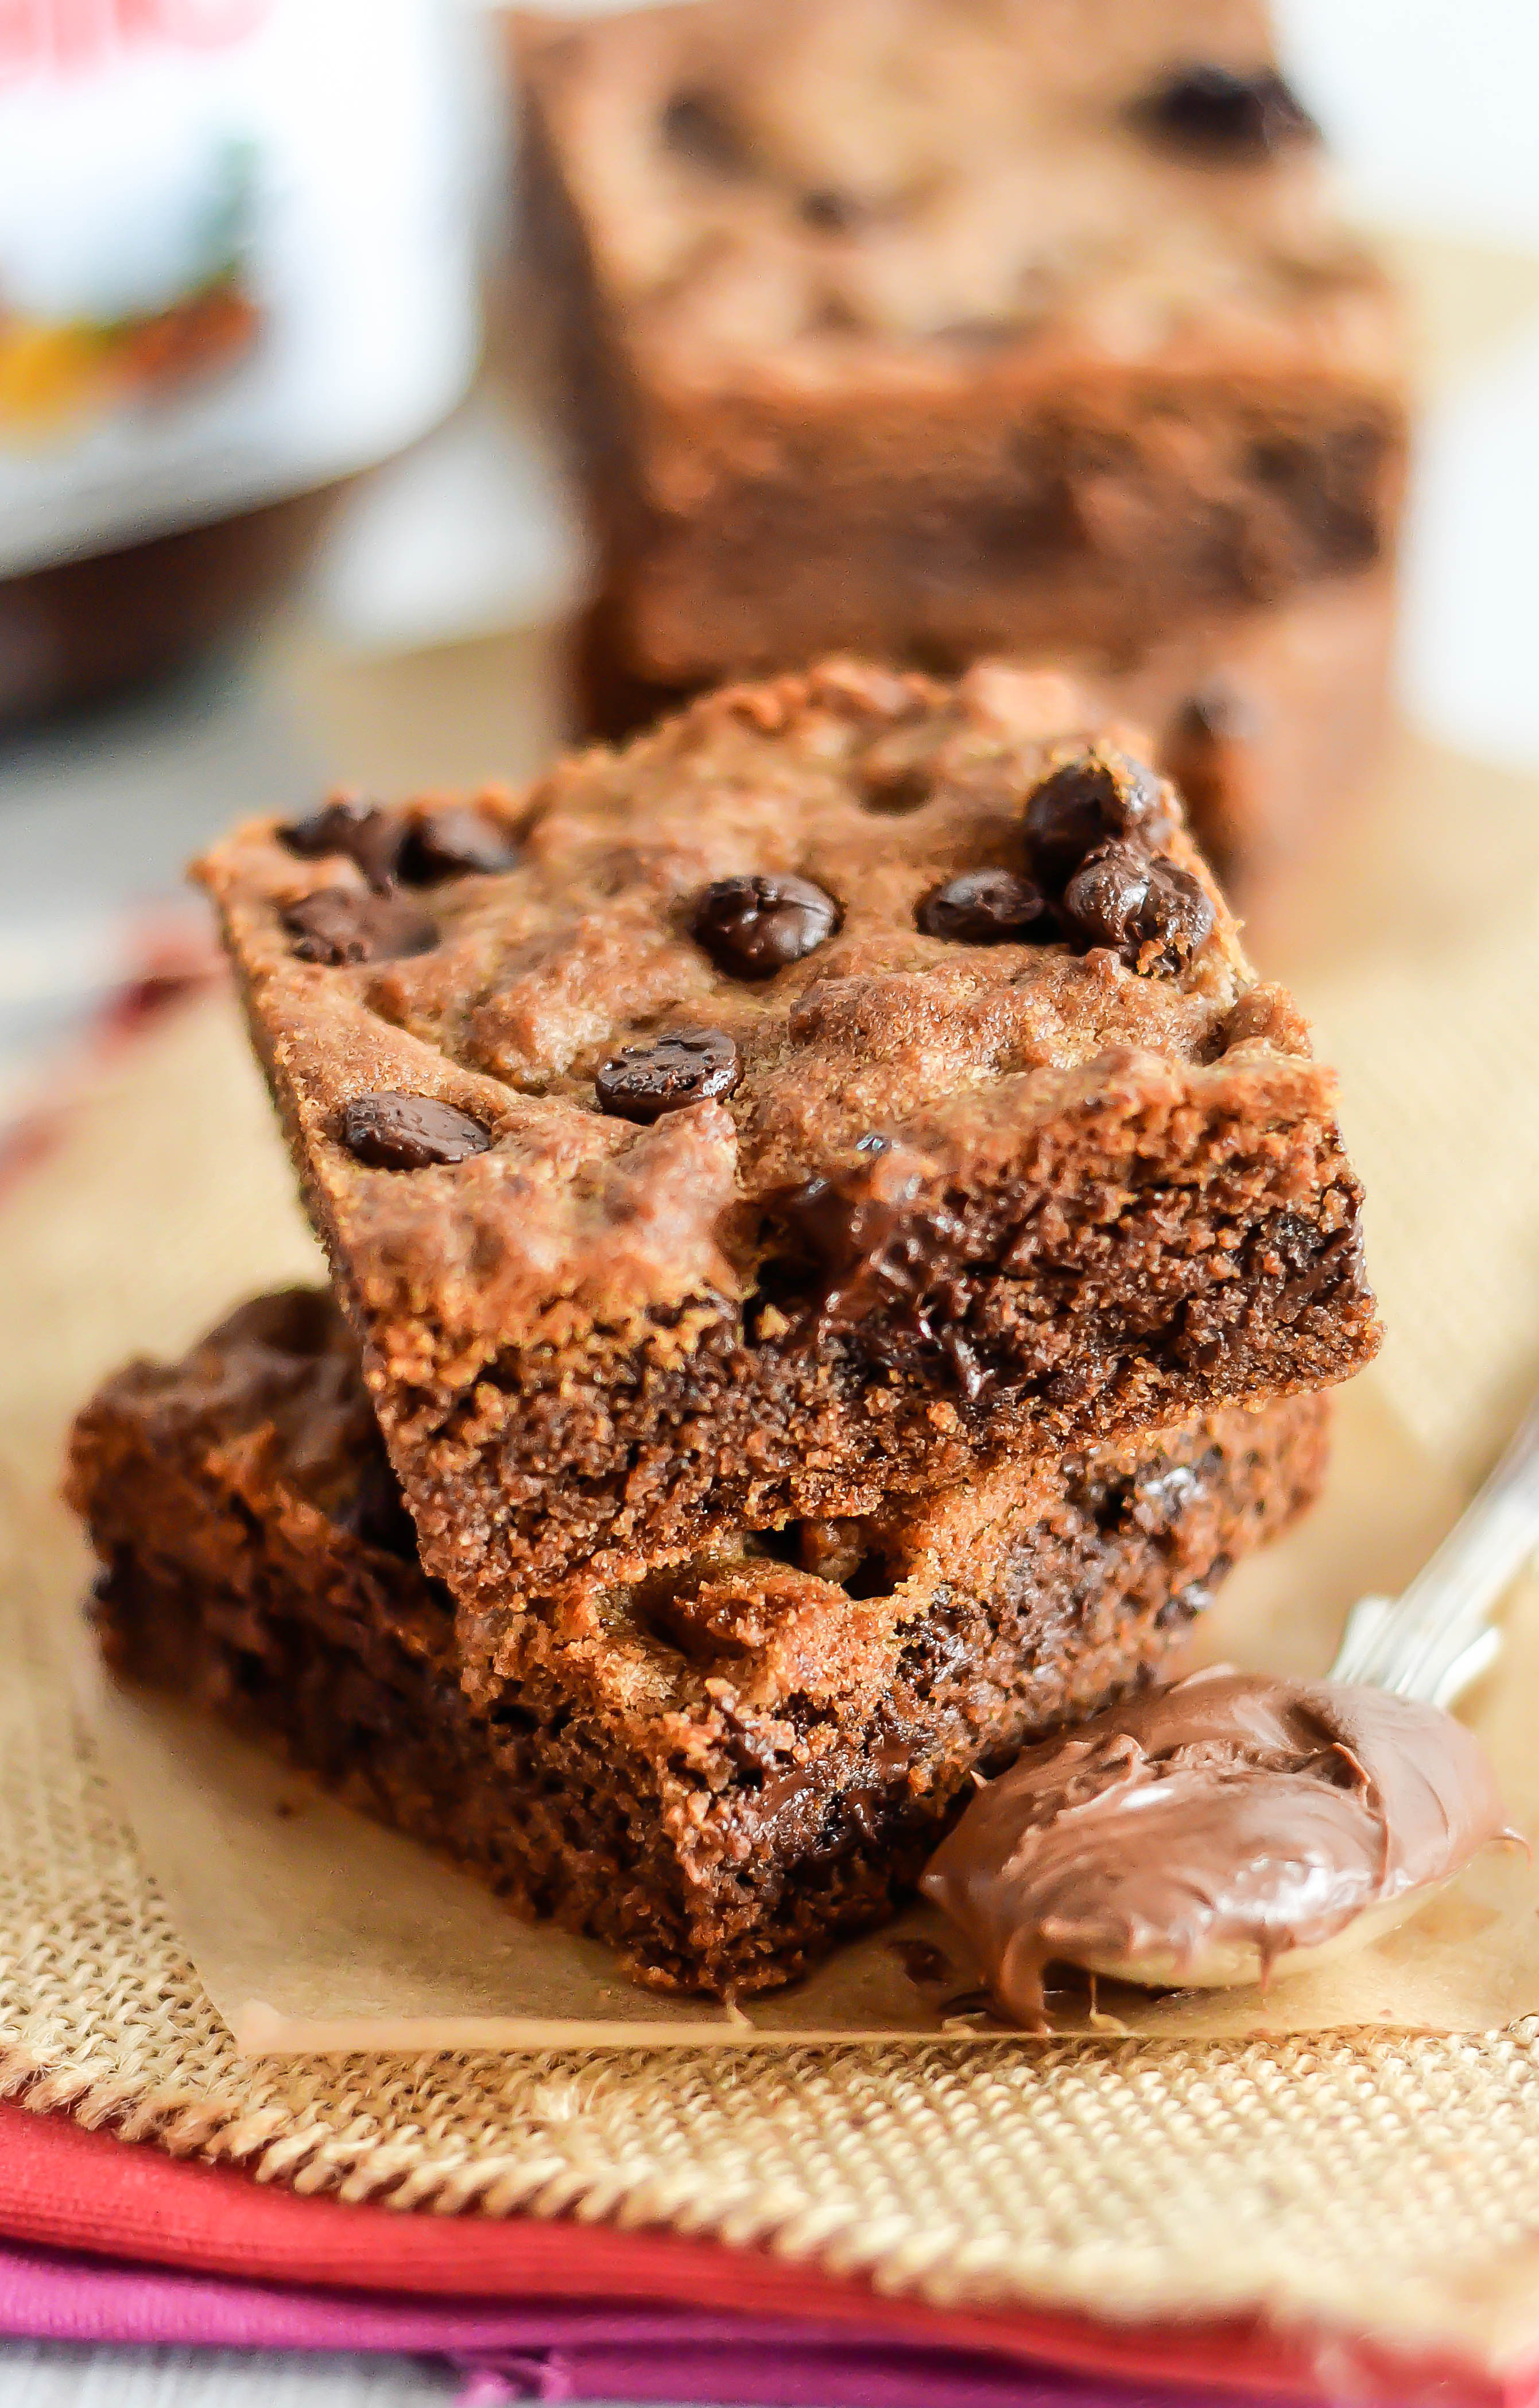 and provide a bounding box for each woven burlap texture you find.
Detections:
[4,713,1539,2374]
